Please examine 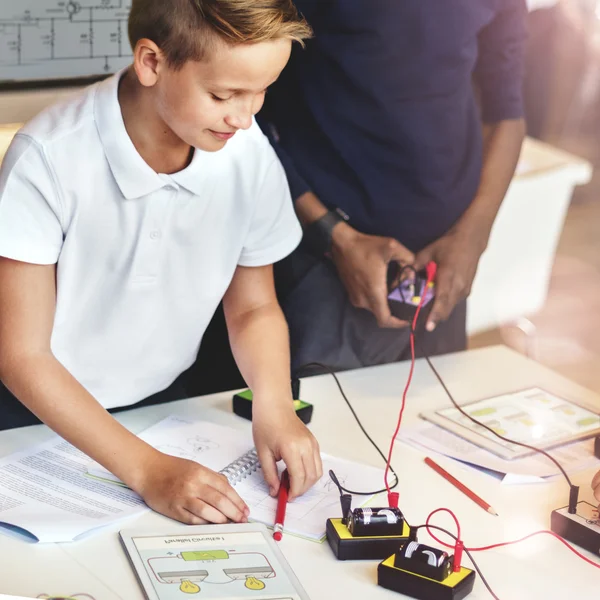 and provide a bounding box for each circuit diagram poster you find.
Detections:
[0,1,133,82]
